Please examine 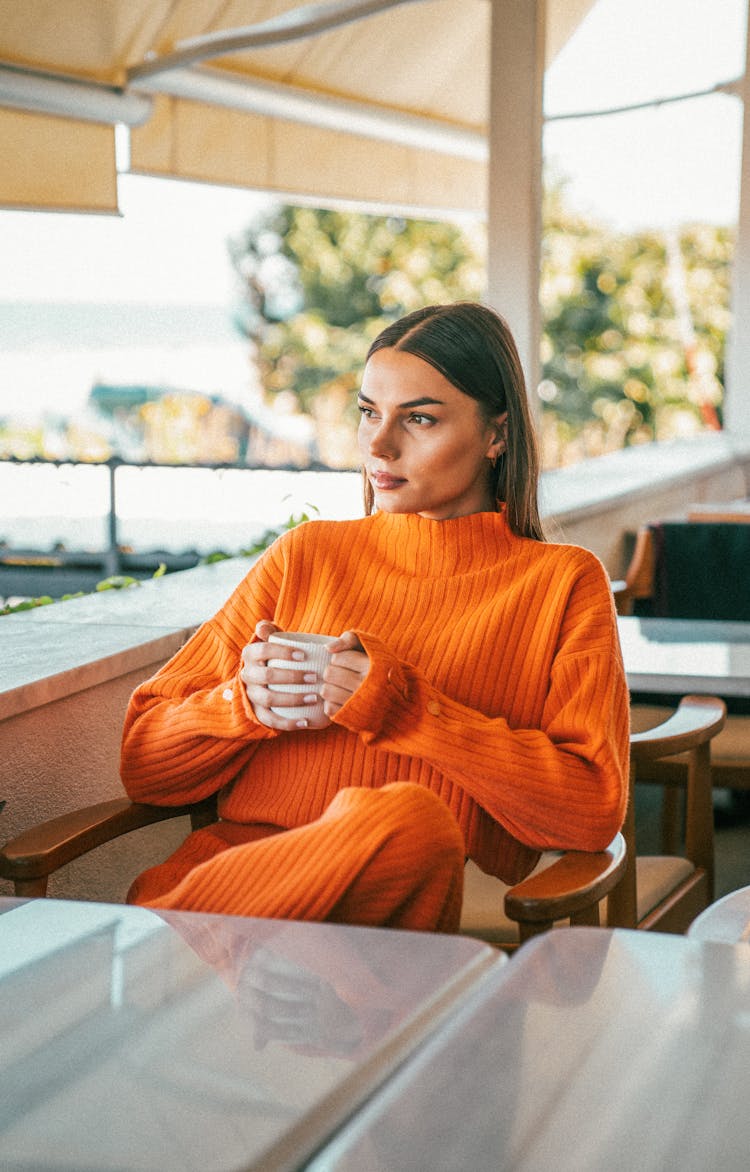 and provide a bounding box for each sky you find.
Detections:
[0,175,270,307]
[0,0,747,307]
[543,0,748,230]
